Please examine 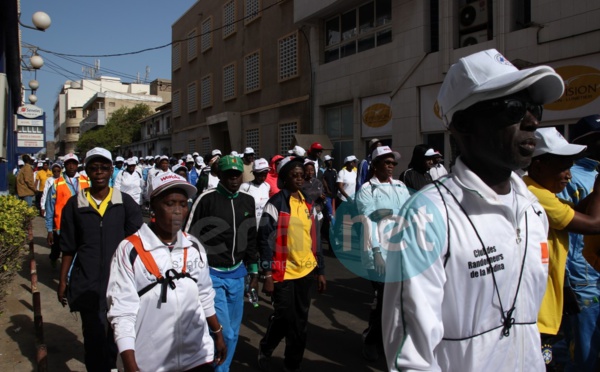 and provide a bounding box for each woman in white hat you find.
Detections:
[355,146,410,362]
